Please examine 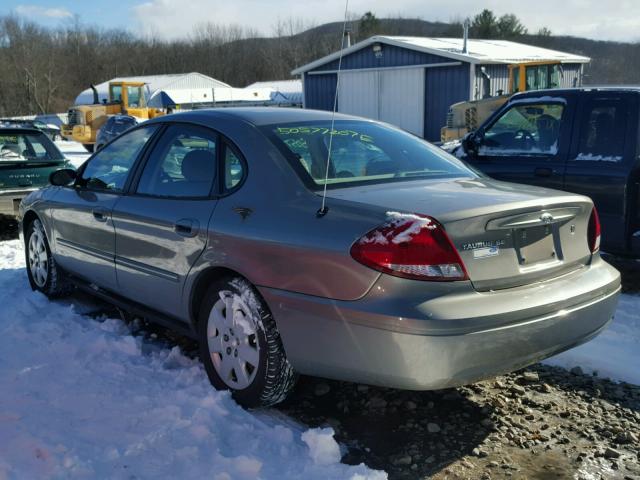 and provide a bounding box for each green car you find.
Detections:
[0,128,73,216]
